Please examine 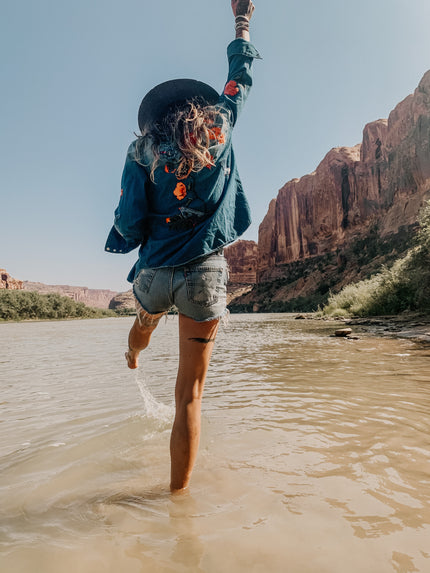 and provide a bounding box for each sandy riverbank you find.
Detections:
[344,314,430,344]
[308,313,429,344]
[294,312,430,344]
